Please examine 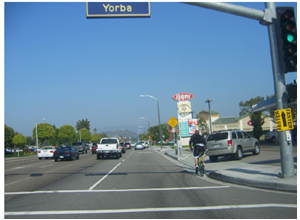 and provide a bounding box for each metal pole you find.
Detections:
[265,2,294,177]
[157,99,163,150]
[205,99,213,133]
